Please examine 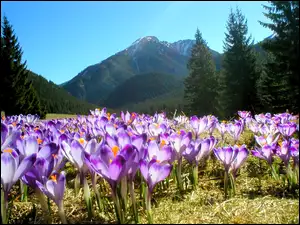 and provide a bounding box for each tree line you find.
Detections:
[184,1,299,119]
